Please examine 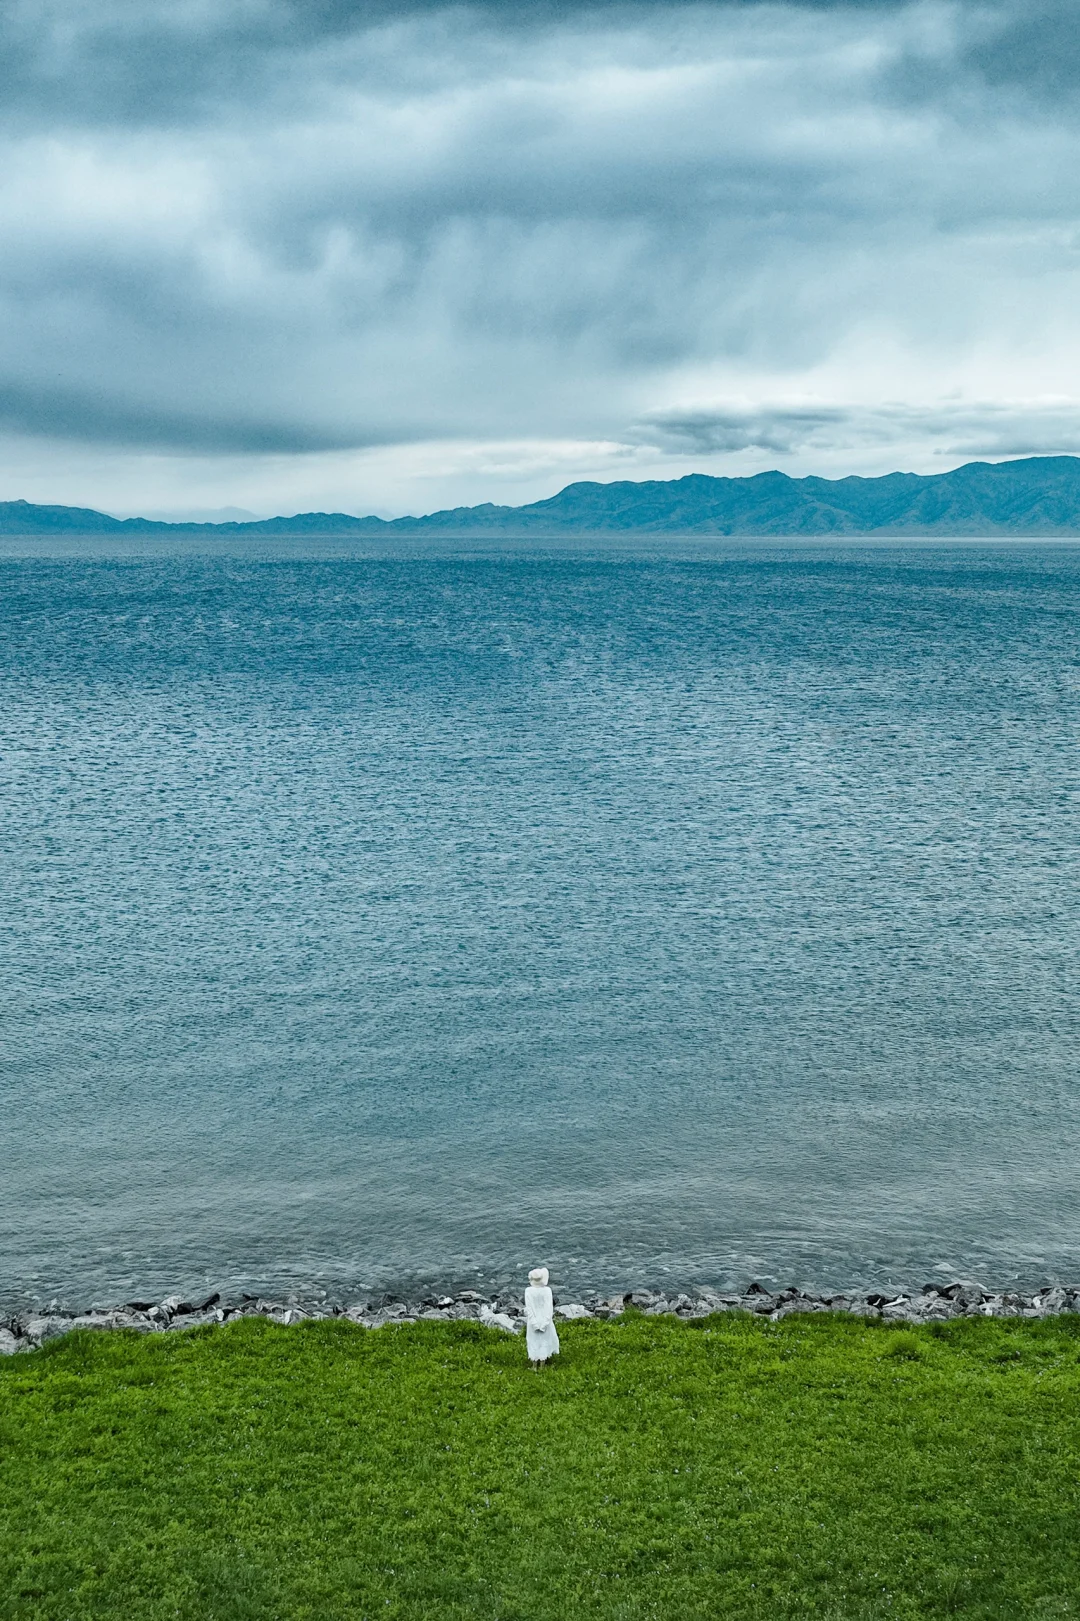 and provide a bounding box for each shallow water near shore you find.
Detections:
[2,535,1079,1310]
